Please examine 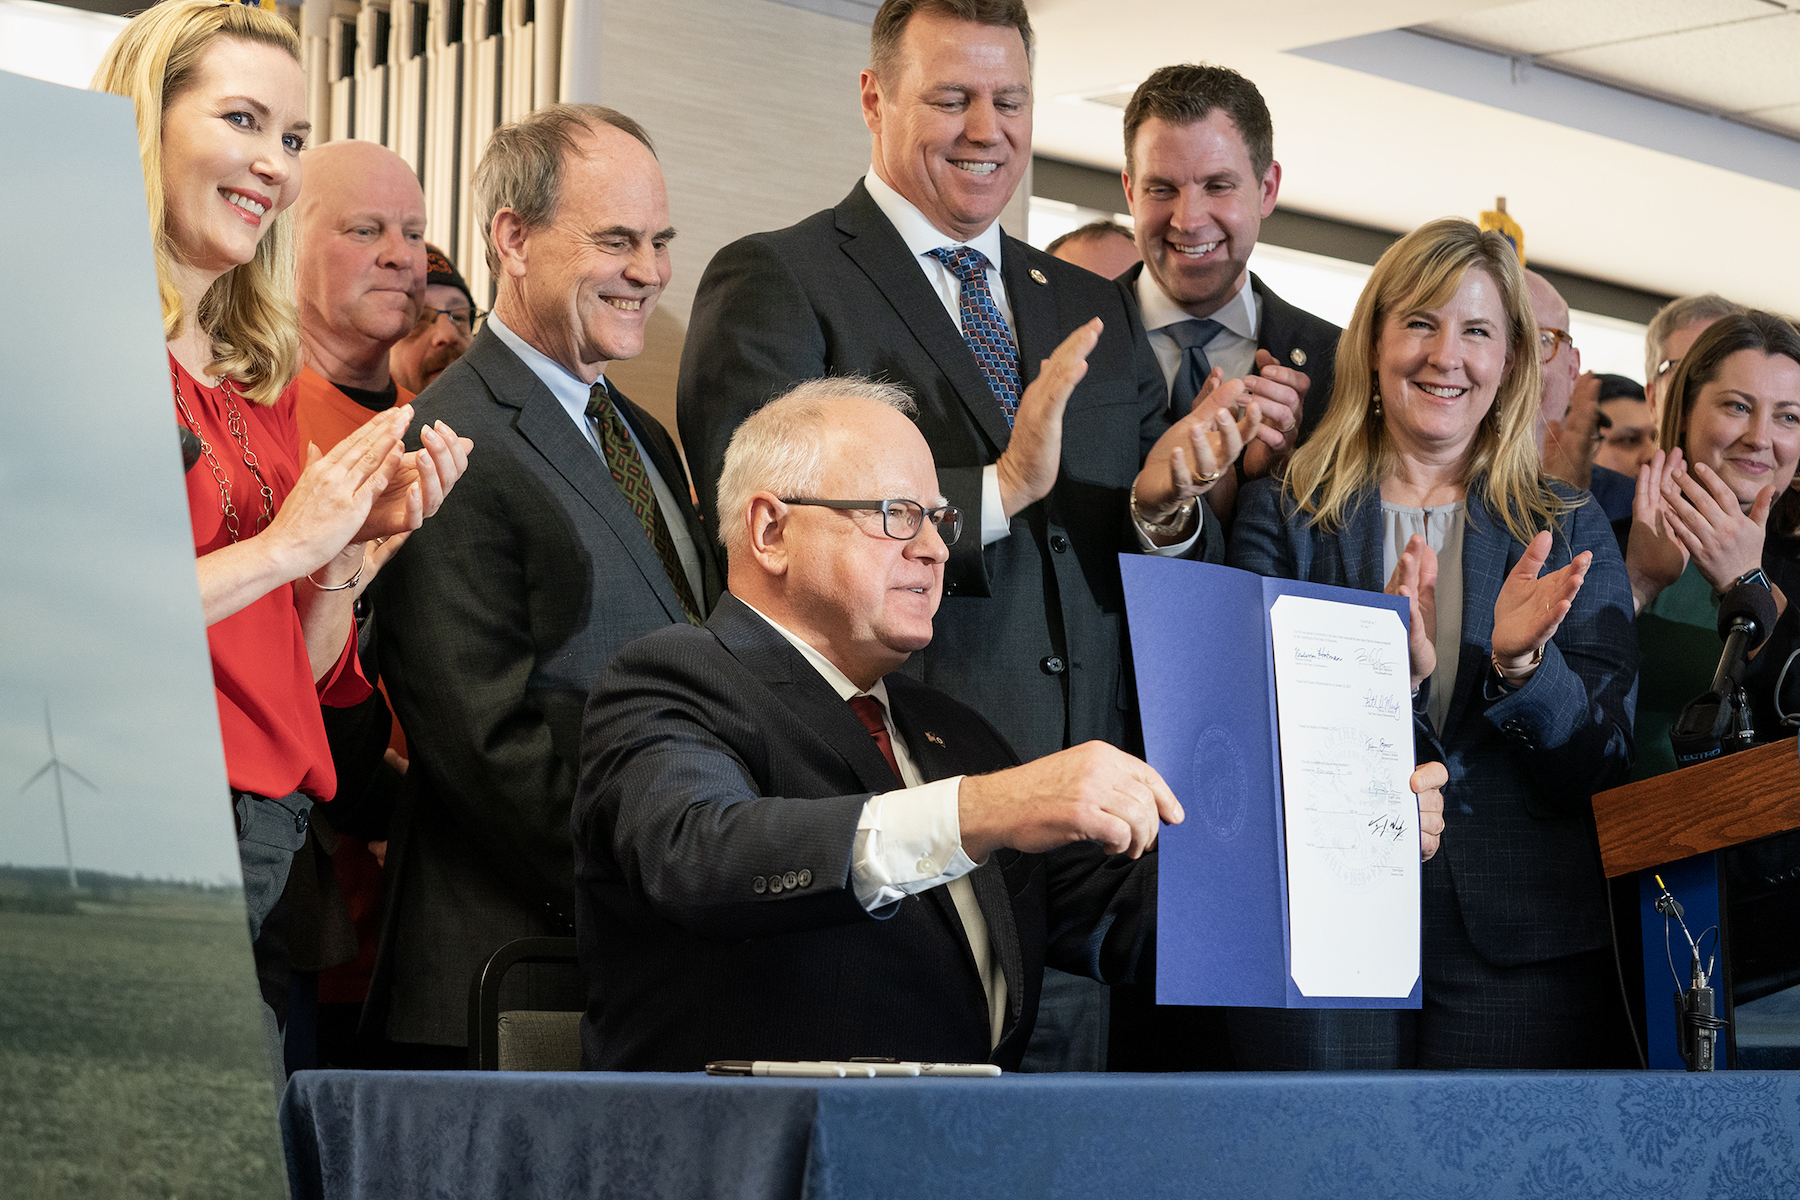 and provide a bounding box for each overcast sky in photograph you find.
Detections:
[0,73,242,885]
